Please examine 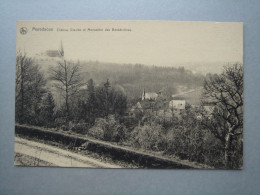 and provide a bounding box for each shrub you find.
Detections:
[88,115,128,142]
[69,121,89,134]
[88,125,105,139]
[130,123,166,151]
[164,126,205,162]
[54,117,68,130]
